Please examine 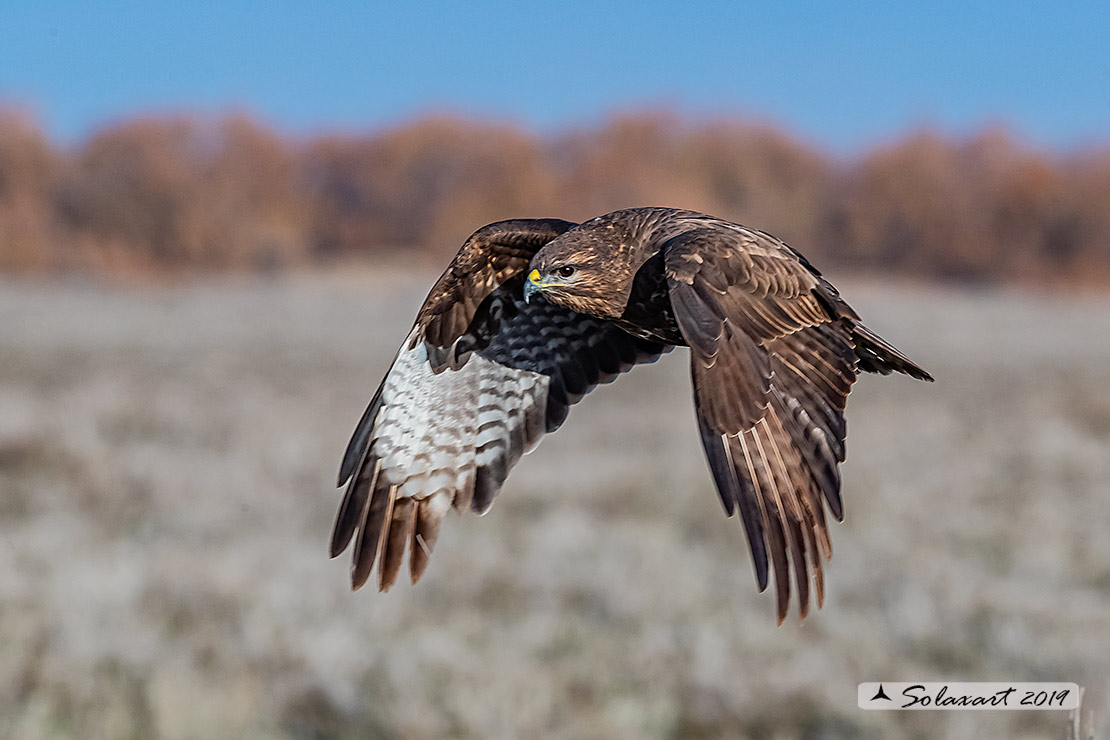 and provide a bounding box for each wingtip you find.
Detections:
[350,565,371,592]
[328,538,345,560]
[905,364,935,383]
[349,549,373,590]
[378,562,401,593]
[824,489,845,522]
[337,447,362,488]
[776,591,791,625]
[754,562,769,593]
